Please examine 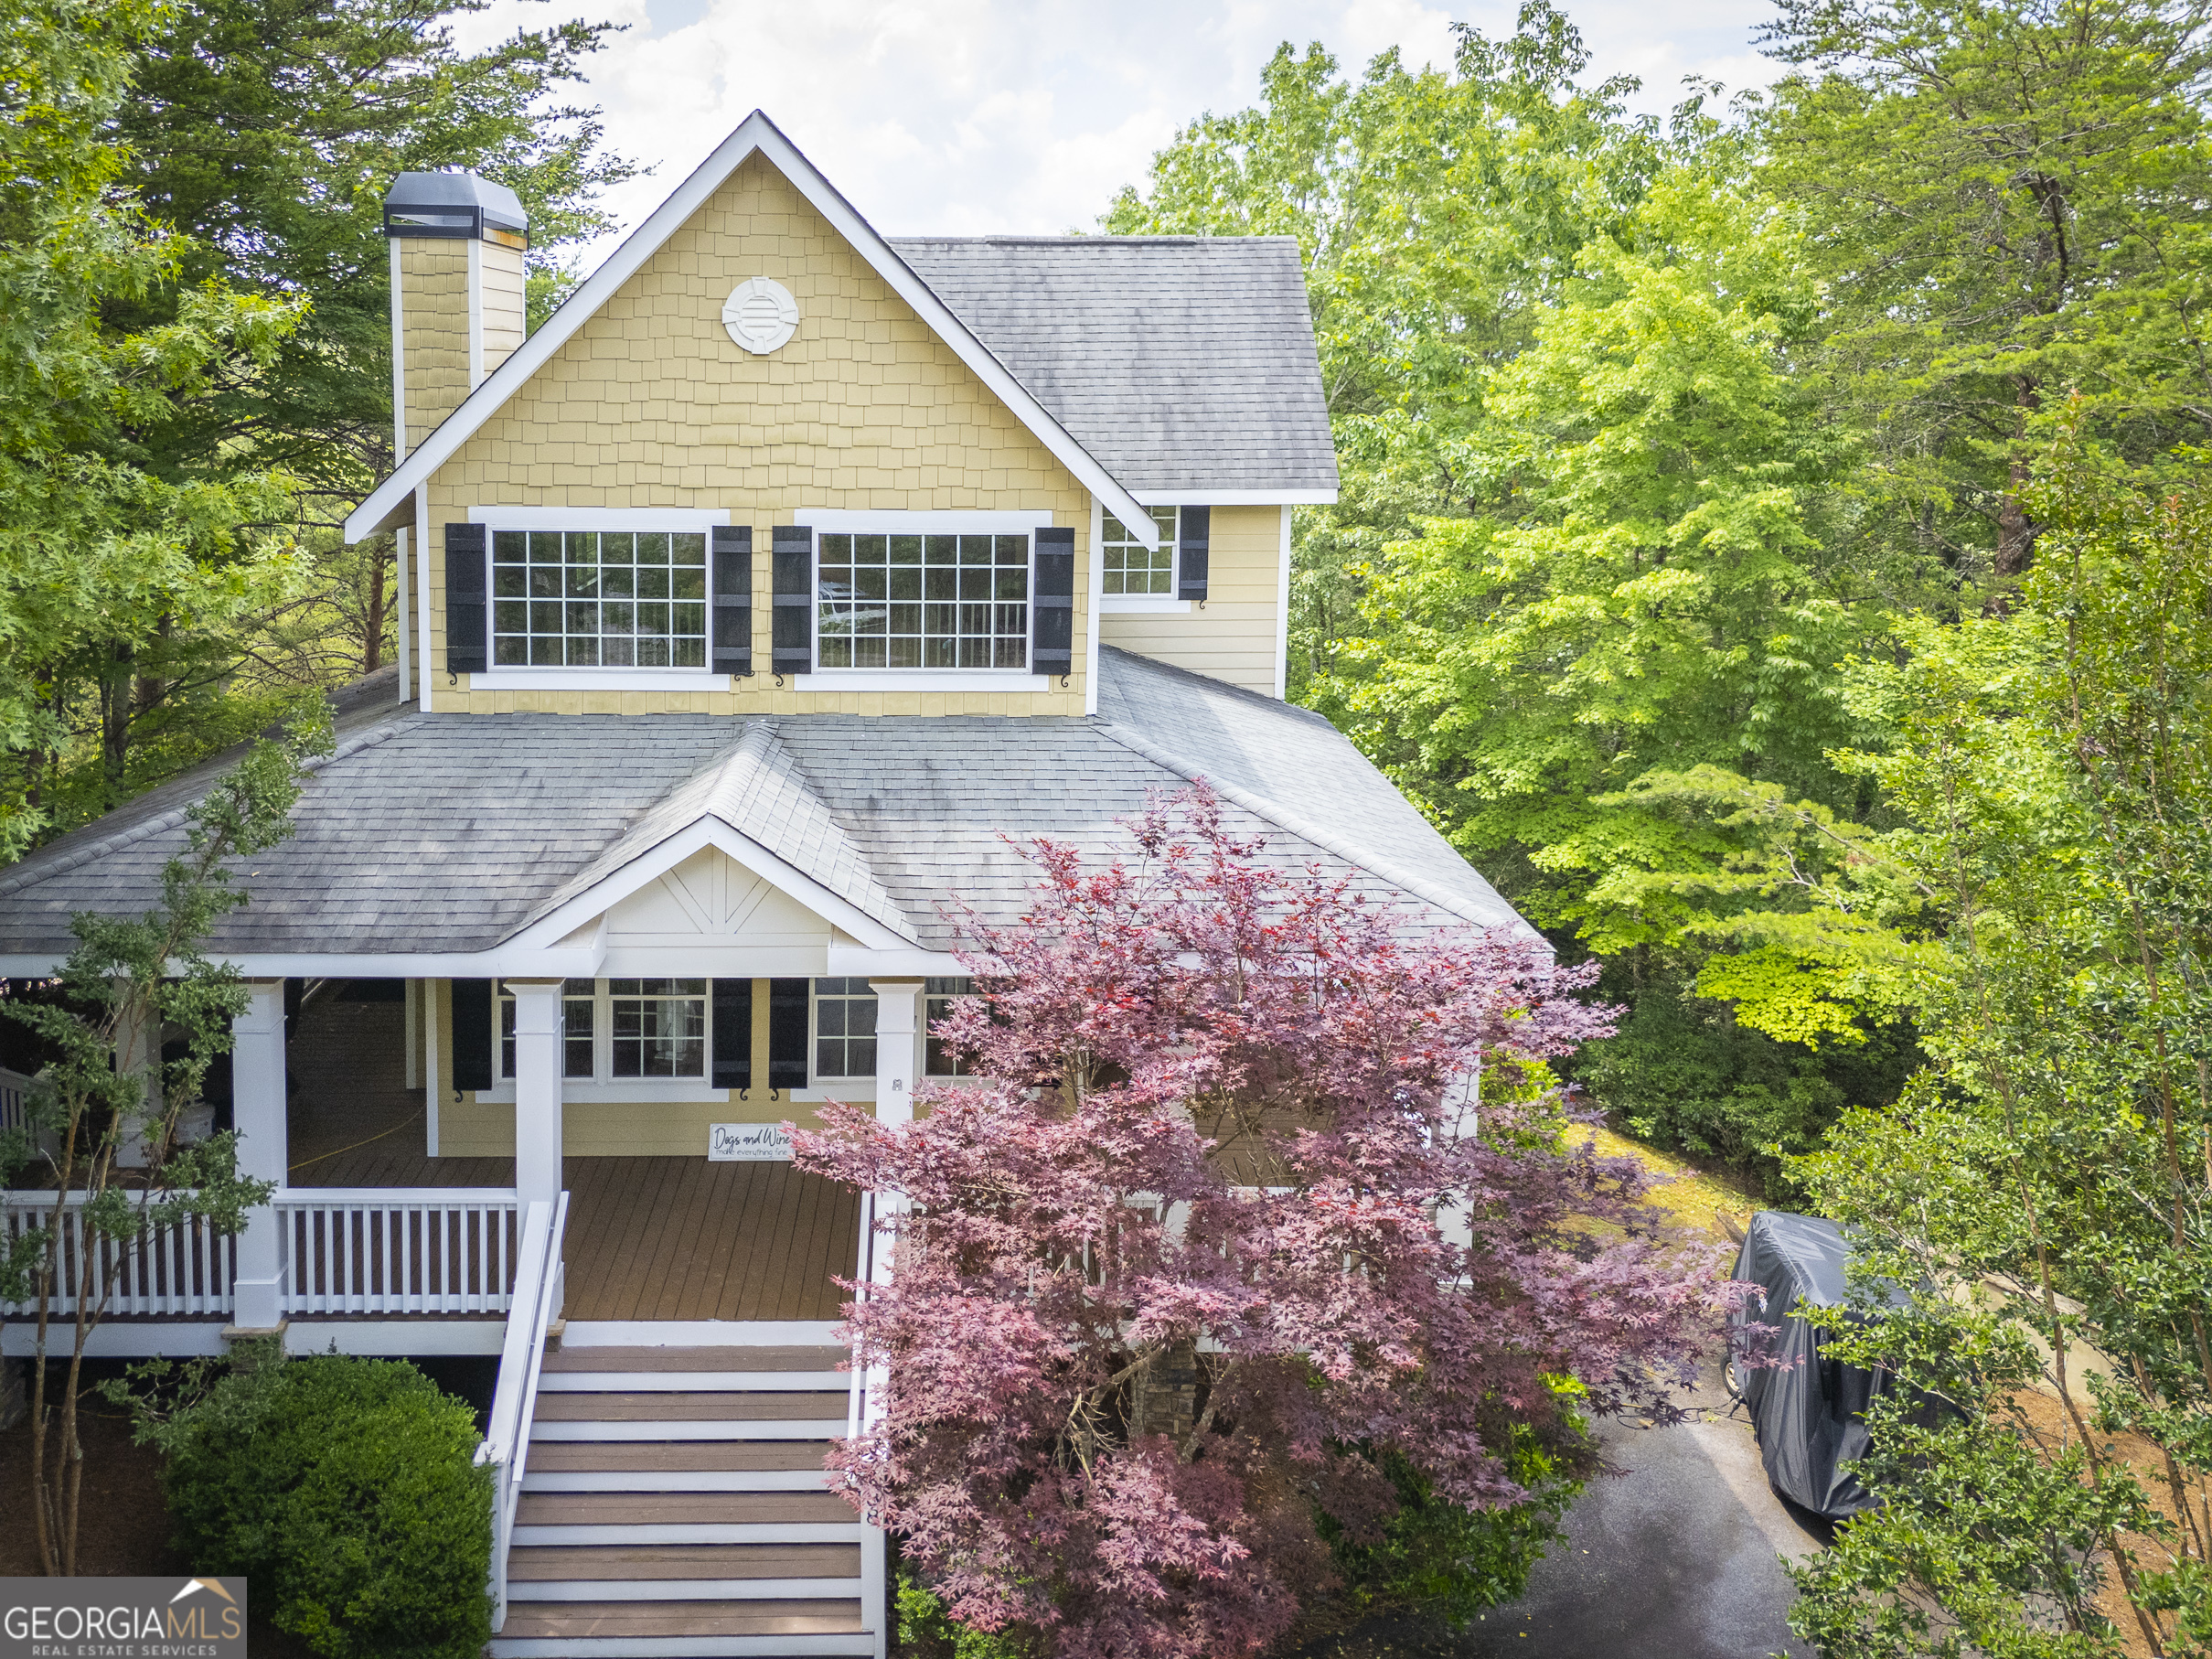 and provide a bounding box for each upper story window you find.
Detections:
[1102,507,1177,596]
[817,532,1029,669]
[492,530,708,668]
